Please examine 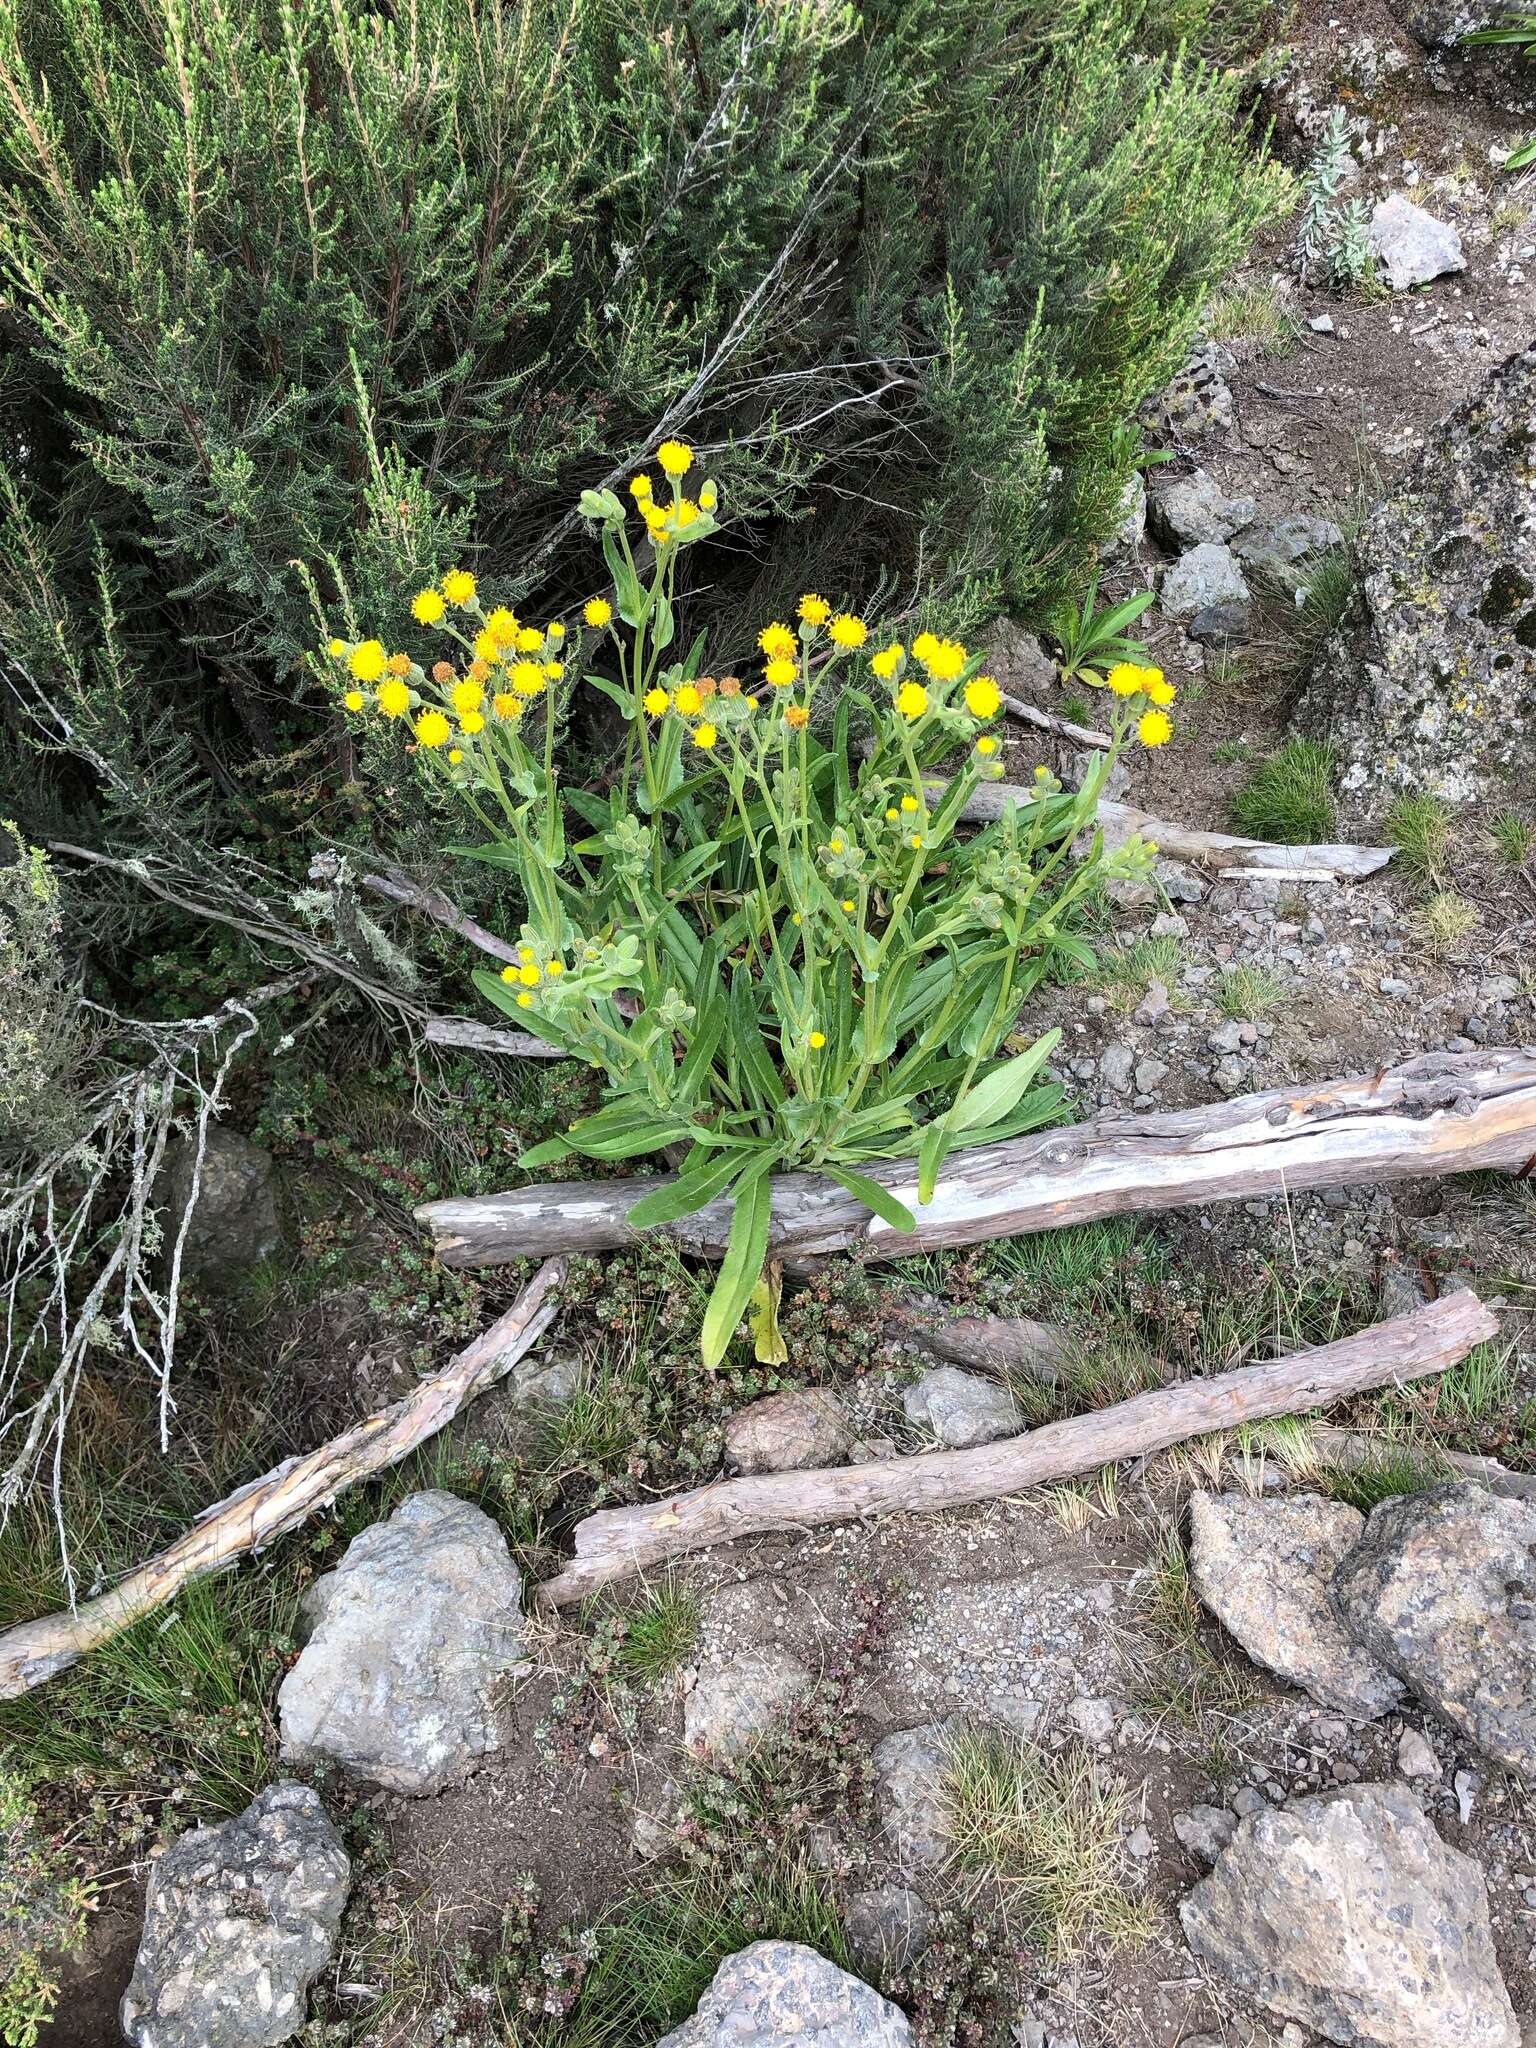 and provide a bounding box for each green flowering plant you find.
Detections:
[322,443,1173,1364]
